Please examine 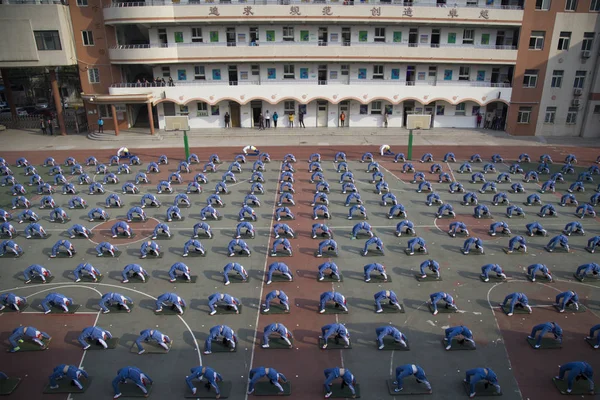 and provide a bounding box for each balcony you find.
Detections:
[108,42,518,64]
[103,1,524,26]
[109,79,512,106]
